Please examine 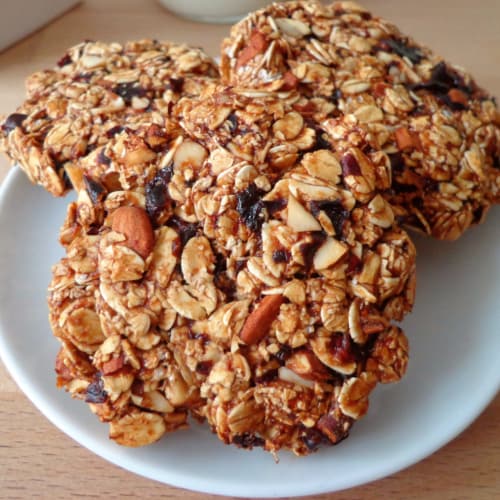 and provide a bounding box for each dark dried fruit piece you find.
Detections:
[272,250,290,263]
[83,175,106,205]
[380,38,423,64]
[298,232,326,269]
[232,433,265,449]
[310,200,349,237]
[236,183,265,232]
[85,377,107,404]
[112,82,147,103]
[57,53,72,67]
[146,166,173,223]
[341,153,361,176]
[2,113,27,135]
[317,405,352,444]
